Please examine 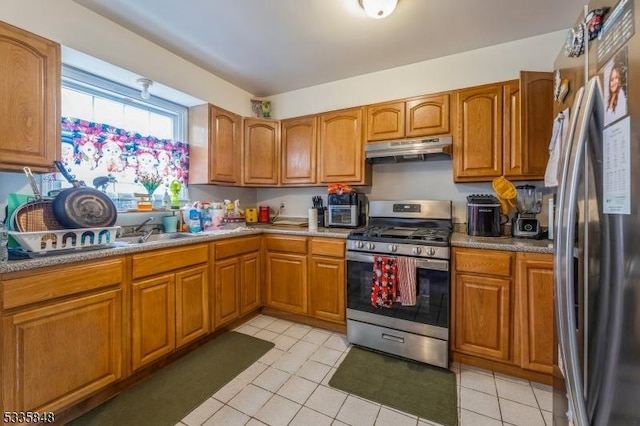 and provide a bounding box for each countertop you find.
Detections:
[451,232,554,254]
[1,227,553,275]
[0,225,352,274]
